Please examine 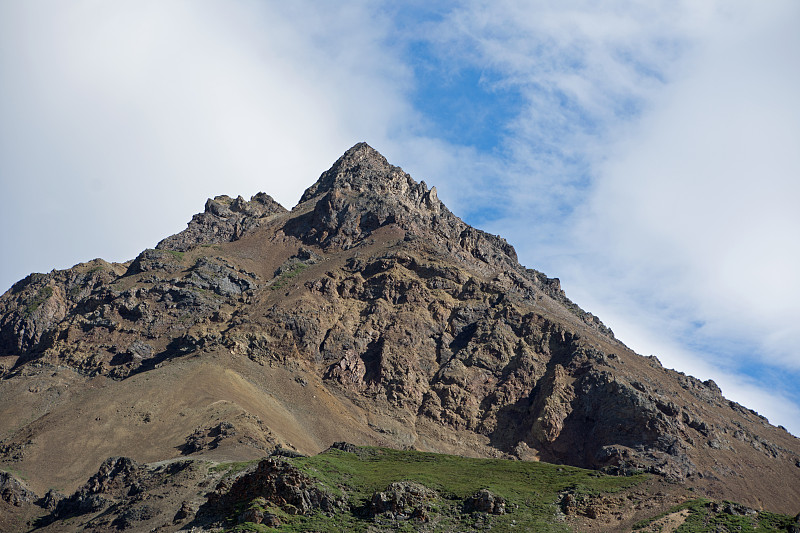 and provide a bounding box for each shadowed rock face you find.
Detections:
[1,143,799,516]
